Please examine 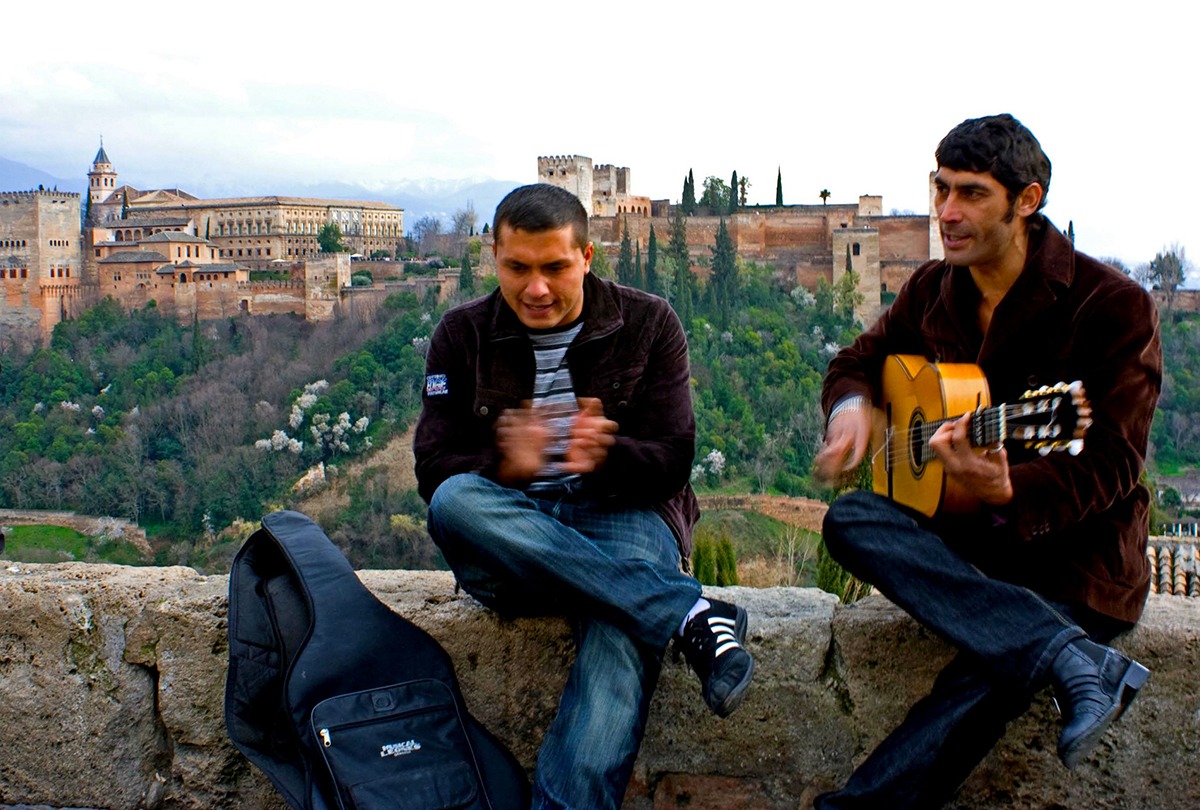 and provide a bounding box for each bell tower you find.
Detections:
[88,140,118,207]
